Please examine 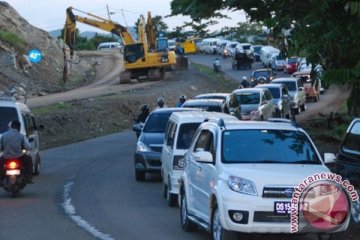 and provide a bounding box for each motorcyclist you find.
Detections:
[155,97,167,109]
[135,104,150,124]
[0,120,34,184]
[176,95,186,107]
[241,76,250,88]
[213,58,221,71]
